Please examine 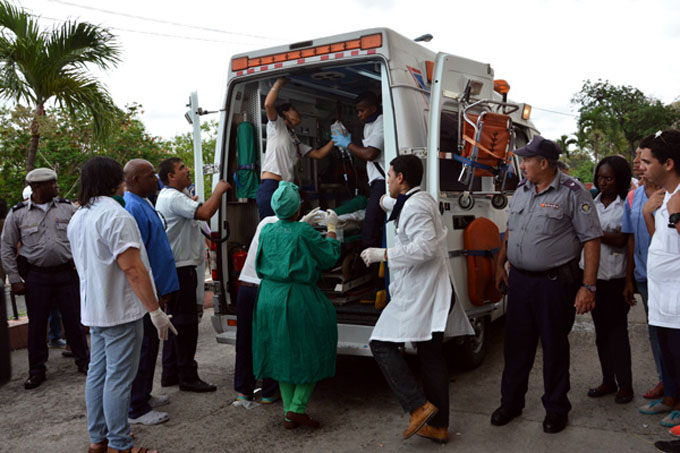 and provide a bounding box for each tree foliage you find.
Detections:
[0,0,121,171]
[0,103,169,205]
[572,79,680,162]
